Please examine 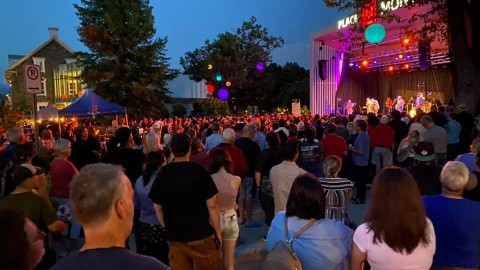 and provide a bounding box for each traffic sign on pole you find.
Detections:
[24,64,43,94]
